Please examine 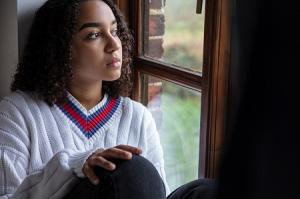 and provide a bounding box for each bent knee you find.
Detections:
[94,155,166,198]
